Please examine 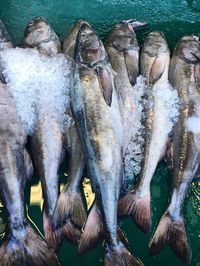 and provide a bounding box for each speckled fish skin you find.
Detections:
[104,21,139,190]
[118,31,170,233]
[23,17,63,251]
[51,20,88,244]
[23,16,61,56]
[72,23,143,266]
[150,35,200,262]
[0,83,59,266]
